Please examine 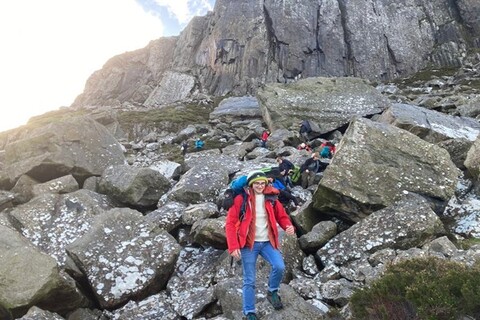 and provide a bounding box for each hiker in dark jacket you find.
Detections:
[225,171,295,319]
[275,156,294,188]
[300,152,327,188]
[299,120,312,142]
[181,141,188,156]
